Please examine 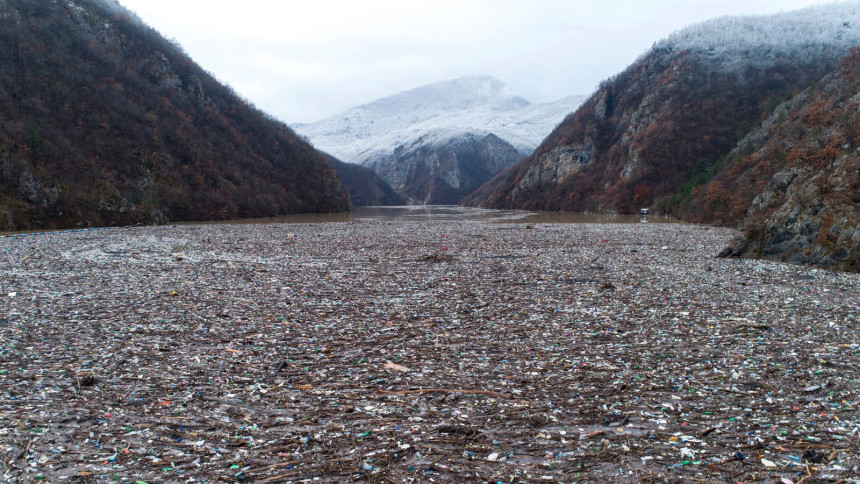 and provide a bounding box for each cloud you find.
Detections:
[119,0,840,122]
